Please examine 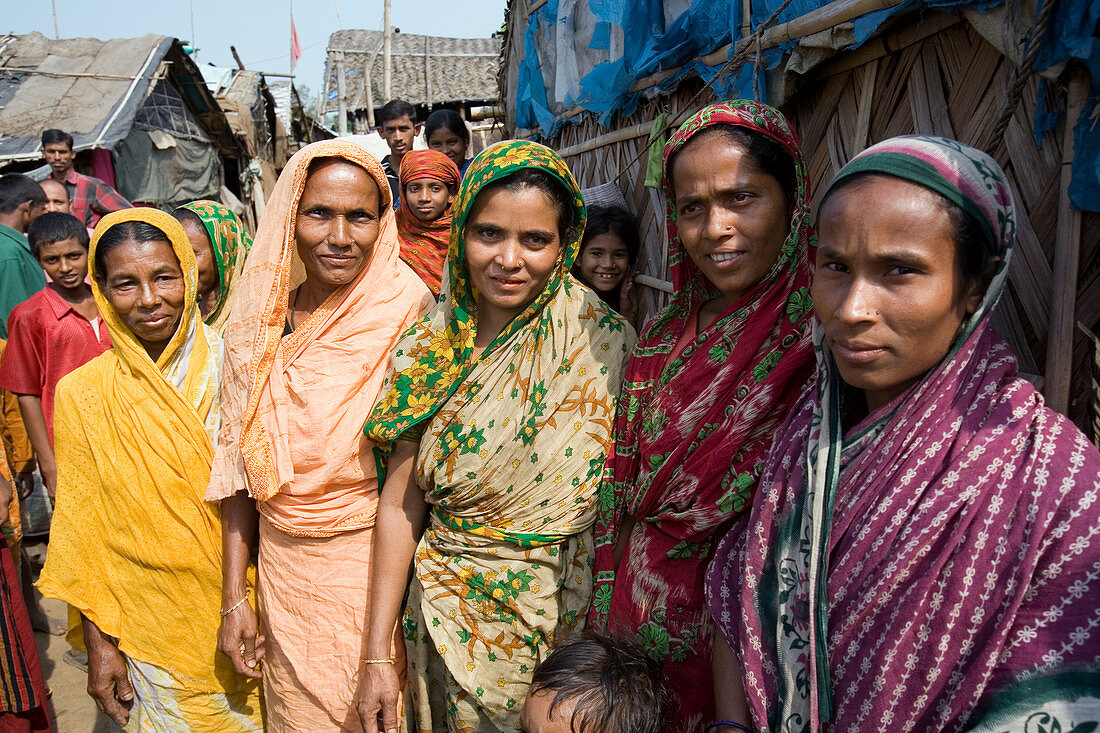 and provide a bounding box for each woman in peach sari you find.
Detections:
[207,140,433,731]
